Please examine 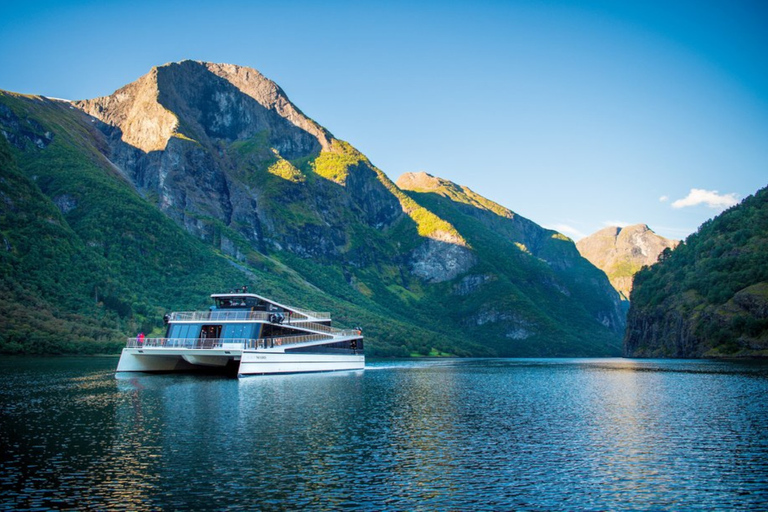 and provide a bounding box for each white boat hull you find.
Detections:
[116,348,364,376]
[238,351,364,376]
